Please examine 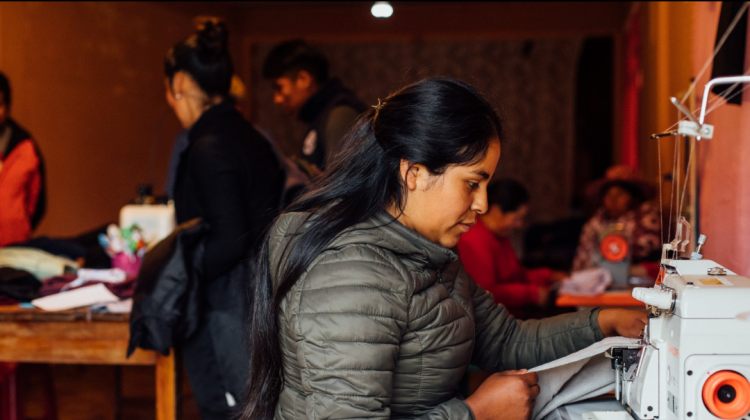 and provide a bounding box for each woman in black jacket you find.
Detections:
[164,18,283,420]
